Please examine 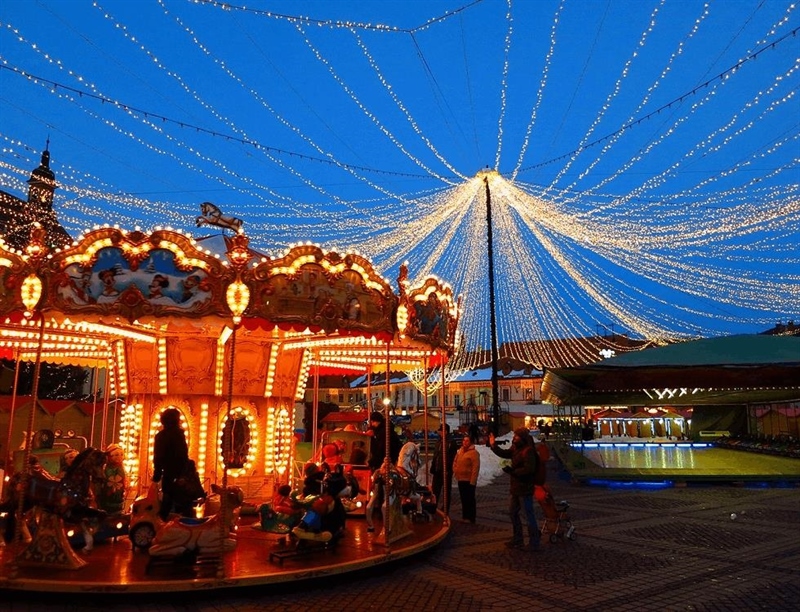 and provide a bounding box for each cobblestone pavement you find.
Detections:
[4,459,799,612]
